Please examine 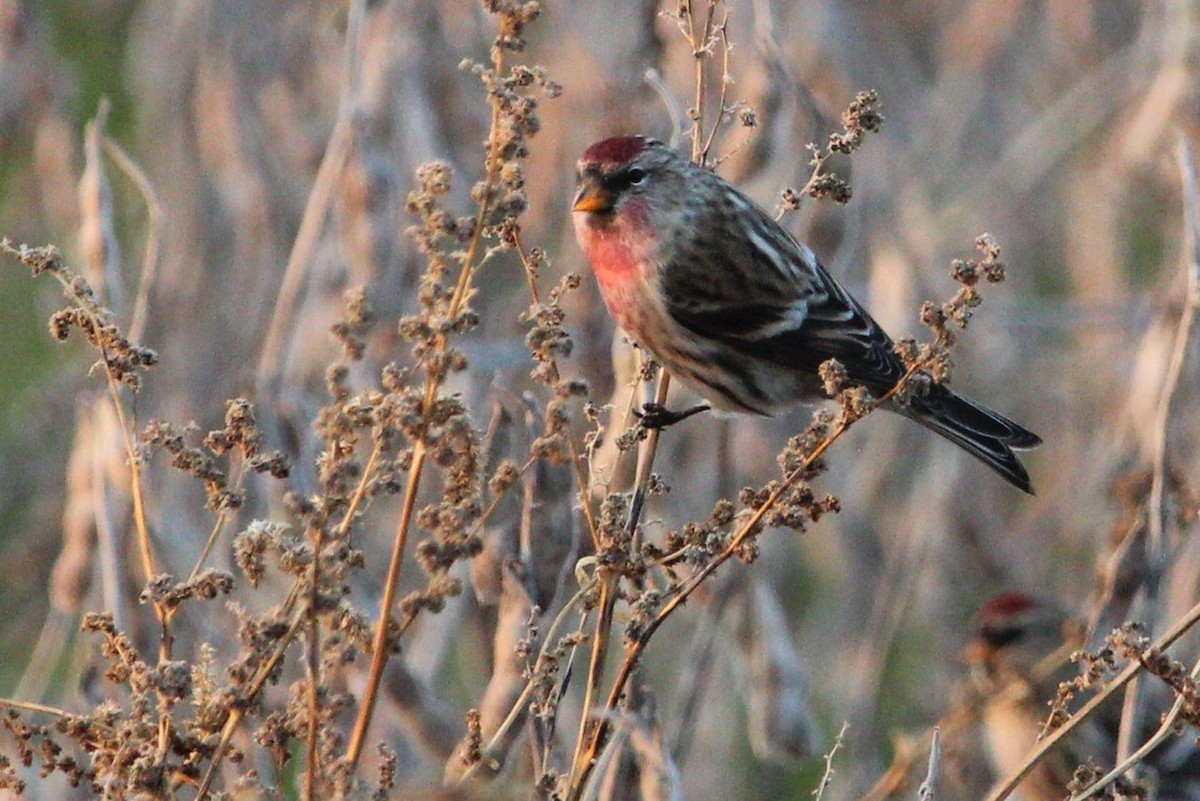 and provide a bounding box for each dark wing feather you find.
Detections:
[662,186,906,394]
